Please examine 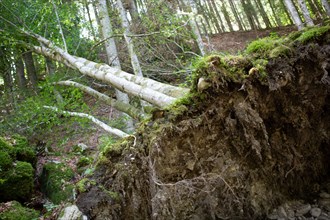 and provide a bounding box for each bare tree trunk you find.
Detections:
[195,0,214,35]
[30,33,182,108]
[97,0,134,131]
[117,0,143,77]
[298,0,314,26]
[84,0,97,40]
[15,56,27,92]
[45,57,64,104]
[23,50,38,91]
[183,0,206,56]
[283,0,304,30]
[205,0,222,33]
[268,0,283,26]
[221,1,234,32]
[0,47,14,109]
[51,0,67,52]
[254,0,272,28]
[320,0,330,16]
[228,0,244,31]
[44,106,129,138]
[56,80,145,120]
